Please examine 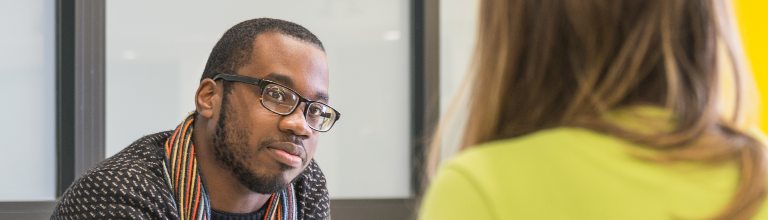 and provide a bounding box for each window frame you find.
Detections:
[0,0,105,218]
